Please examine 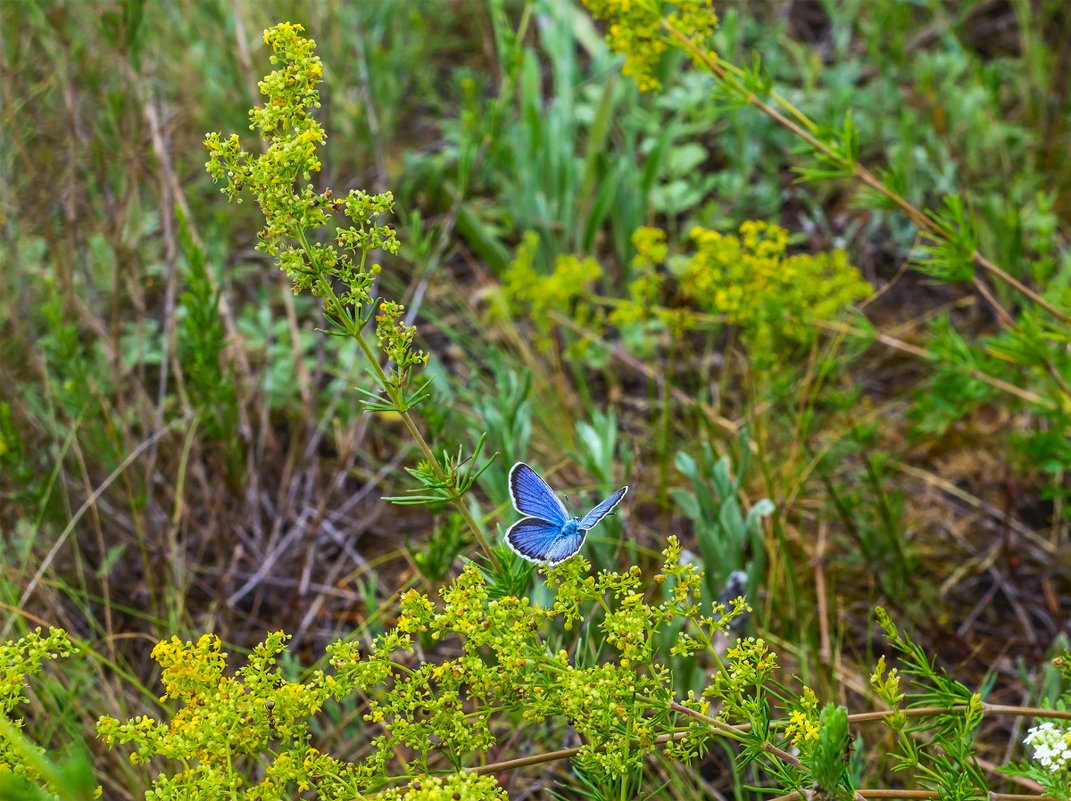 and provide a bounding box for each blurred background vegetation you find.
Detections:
[1,0,1070,797]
